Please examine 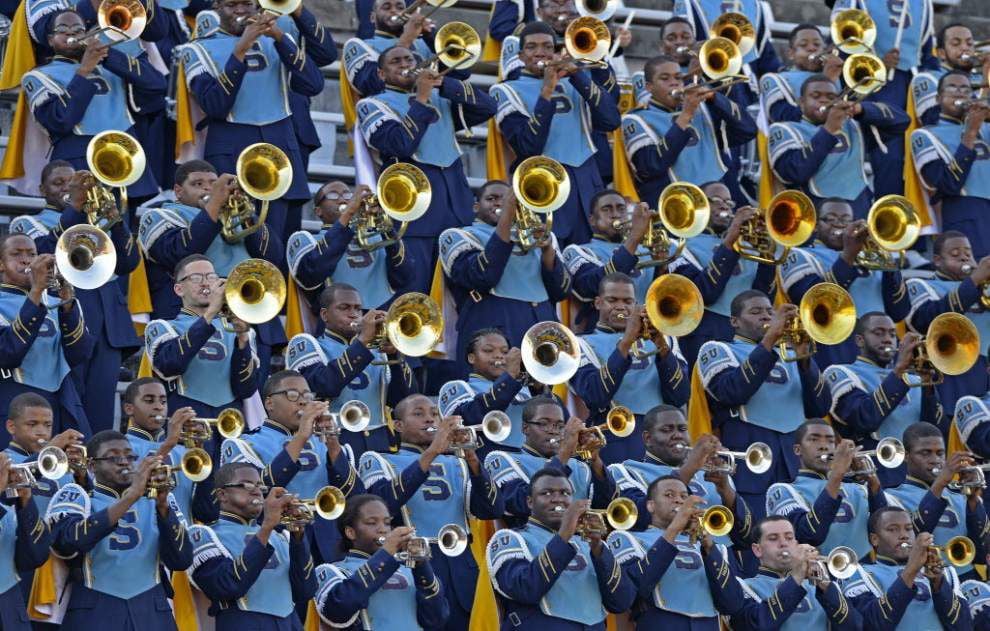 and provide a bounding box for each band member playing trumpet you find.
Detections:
[357,47,497,295]
[439,182,571,372]
[315,493,450,629]
[673,0,782,75]
[145,255,260,418]
[843,506,972,630]
[571,273,689,464]
[622,55,757,208]
[768,75,909,219]
[488,0,576,52]
[360,394,503,630]
[826,313,944,486]
[698,291,833,518]
[486,468,634,629]
[760,24,845,124]
[188,464,317,630]
[0,233,94,449]
[910,24,986,127]
[884,423,988,581]
[344,0,436,96]
[47,430,193,630]
[285,284,419,458]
